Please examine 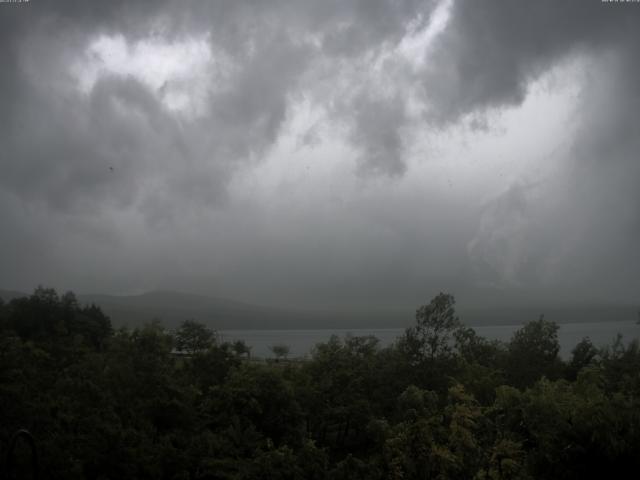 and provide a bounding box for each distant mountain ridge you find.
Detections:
[0,289,412,330]
[1,288,638,330]
[78,290,316,330]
